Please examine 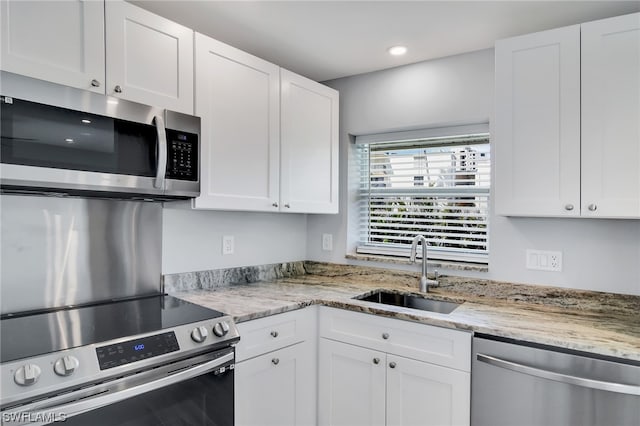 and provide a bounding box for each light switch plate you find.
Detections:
[526,249,562,272]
